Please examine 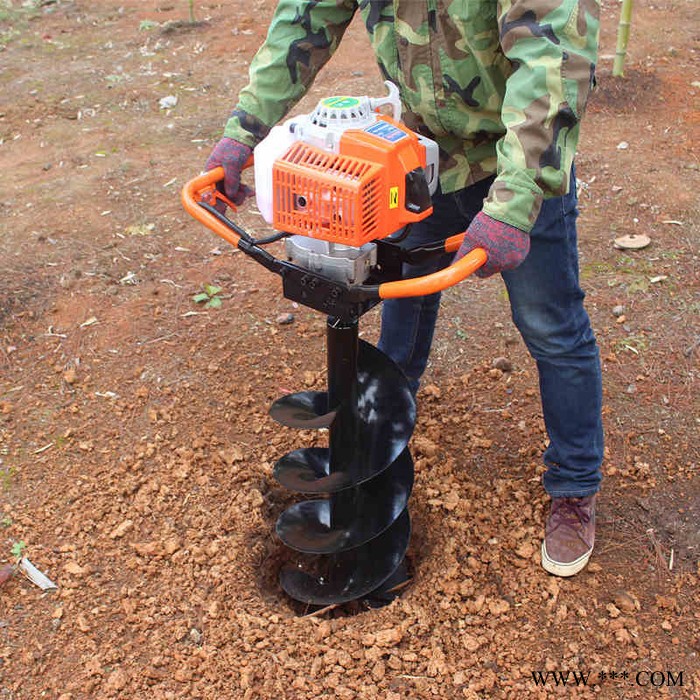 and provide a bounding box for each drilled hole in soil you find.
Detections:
[253,533,416,618]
